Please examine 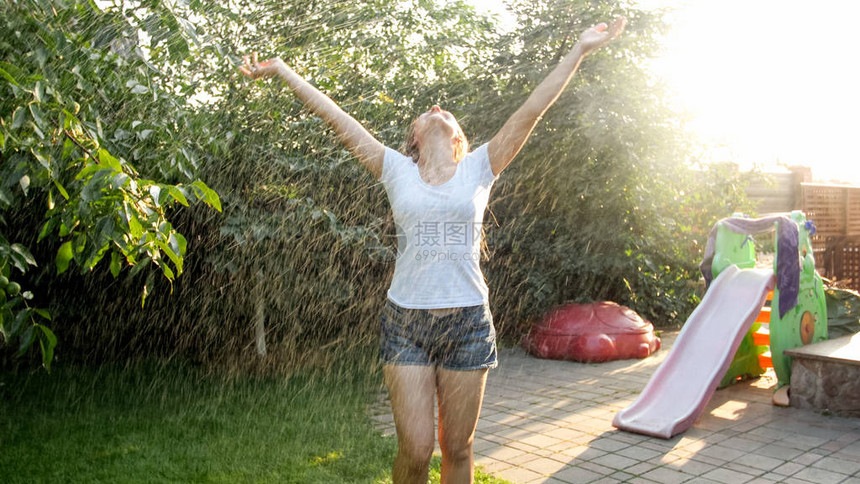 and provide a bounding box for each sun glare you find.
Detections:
[642,0,860,184]
[471,0,860,184]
